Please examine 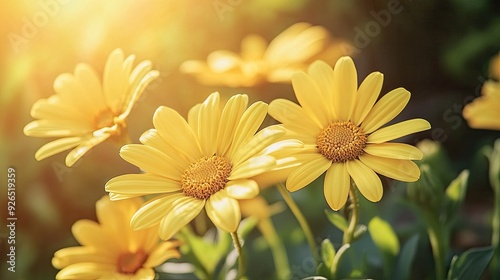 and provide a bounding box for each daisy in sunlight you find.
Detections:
[463,52,500,130]
[180,22,352,87]
[268,57,431,210]
[106,92,302,240]
[23,48,159,167]
[52,196,181,280]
